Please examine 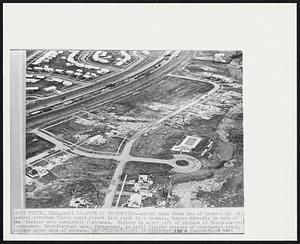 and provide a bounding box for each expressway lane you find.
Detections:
[27,50,190,129]
[26,50,160,111]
